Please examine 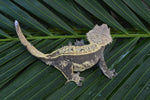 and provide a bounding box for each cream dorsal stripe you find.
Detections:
[49,43,101,58]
